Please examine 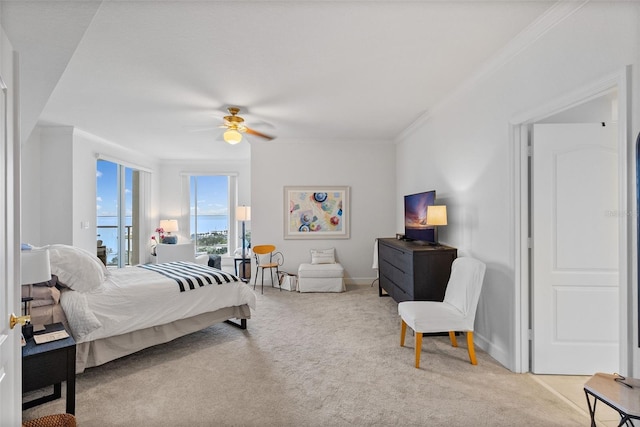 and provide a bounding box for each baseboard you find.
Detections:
[474,331,513,372]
